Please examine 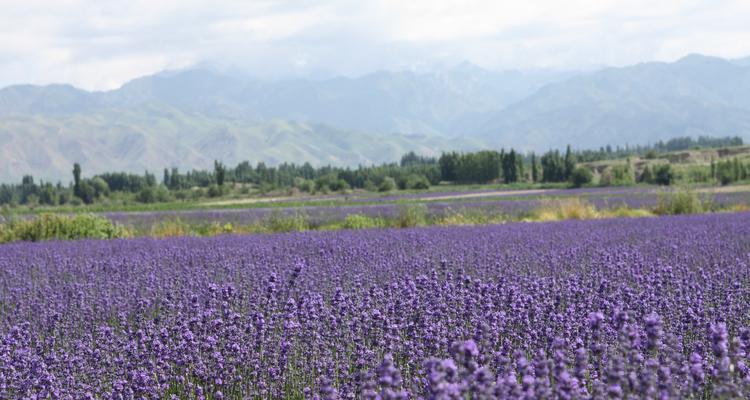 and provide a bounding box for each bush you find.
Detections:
[404,174,431,190]
[653,164,674,186]
[378,177,397,192]
[718,166,735,186]
[264,211,309,233]
[655,189,710,215]
[434,208,505,226]
[638,166,653,183]
[294,178,314,193]
[315,174,349,192]
[150,219,191,237]
[207,184,223,198]
[600,165,634,186]
[0,224,8,242]
[569,167,593,188]
[1,213,129,243]
[136,187,156,203]
[532,199,598,221]
[332,179,350,192]
[341,214,386,230]
[396,204,428,228]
